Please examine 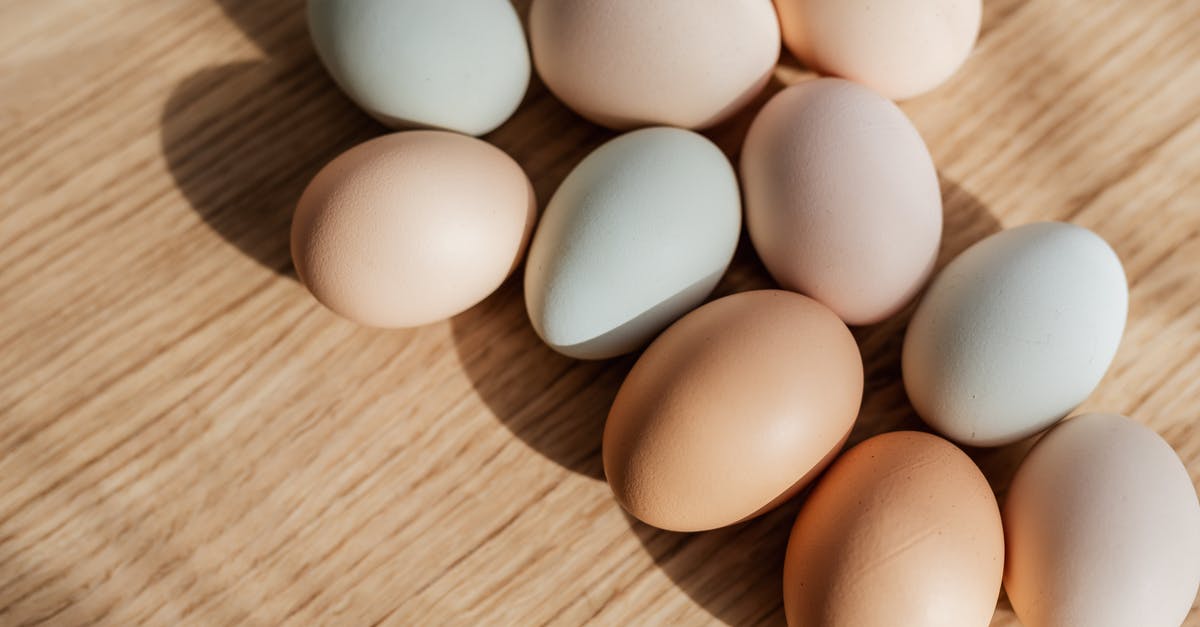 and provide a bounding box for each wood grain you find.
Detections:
[1,0,1197,625]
